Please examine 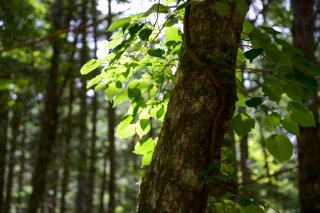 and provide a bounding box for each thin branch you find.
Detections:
[0,13,120,54]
